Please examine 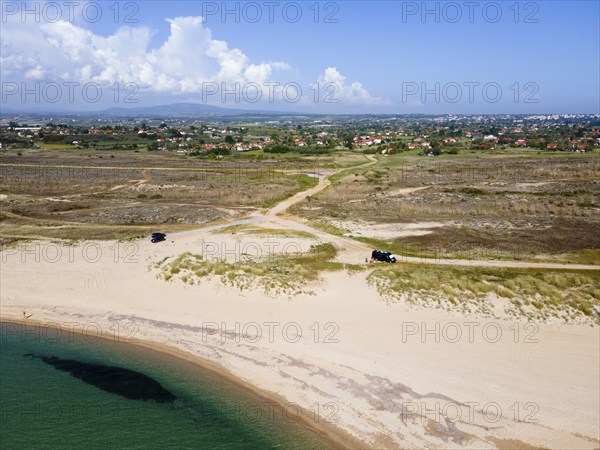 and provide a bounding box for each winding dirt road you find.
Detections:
[3,156,598,270]
[232,155,600,270]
